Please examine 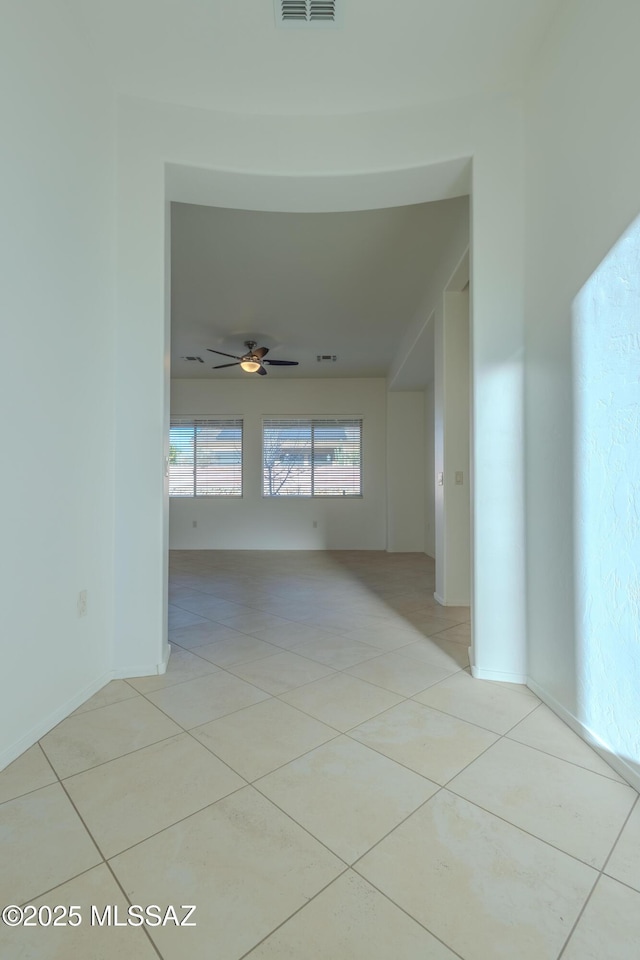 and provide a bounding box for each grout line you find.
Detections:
[246,781,355,869]
[348,786,448,872]
[501,723,631,785]
[101,780,249,863]
[196,724,343,787]
[599,791,639,878]
[348,865,467,960]
[232,868,360,960]
[45,731,187,782]
[403,691,539,737]
[7,552,636,960]
[0,742,62,807]
[17,863,106,911]
[46,790,201,960]
[442,777,629,873]
[555,874,601,960]
[0,779,61,808]
[102,861,166,960]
